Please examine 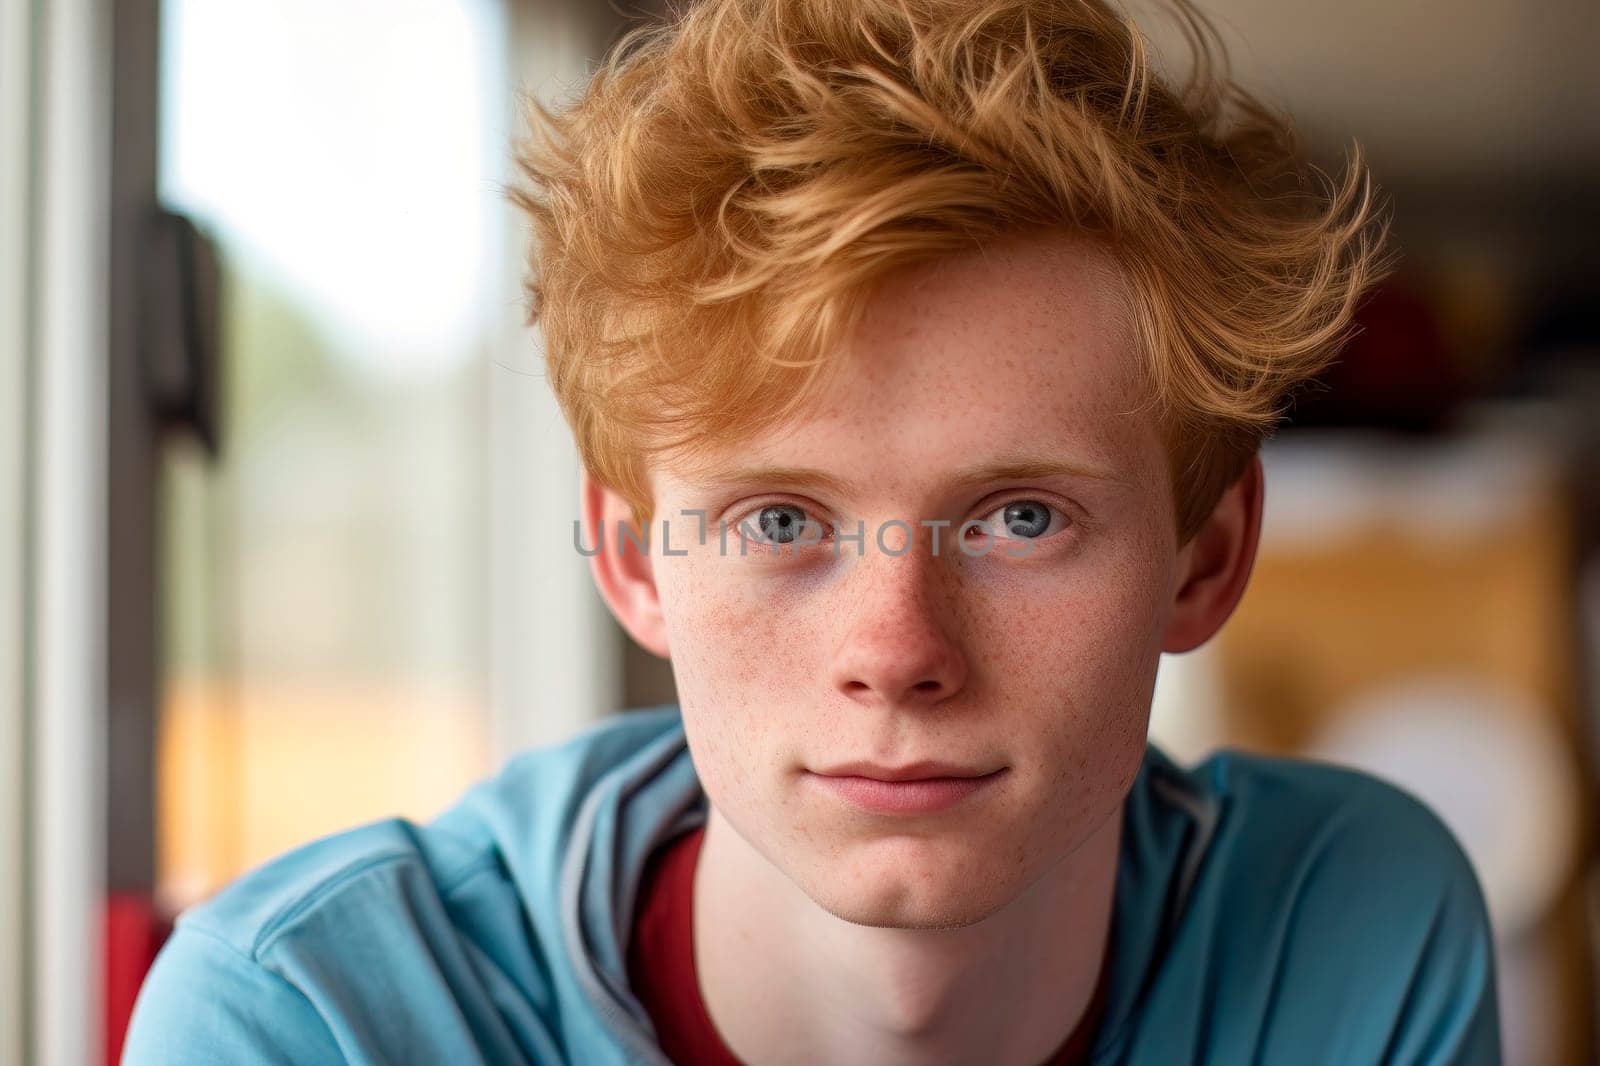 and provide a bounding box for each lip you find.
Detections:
[811,760,998,782]
[806,766,1007,815]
